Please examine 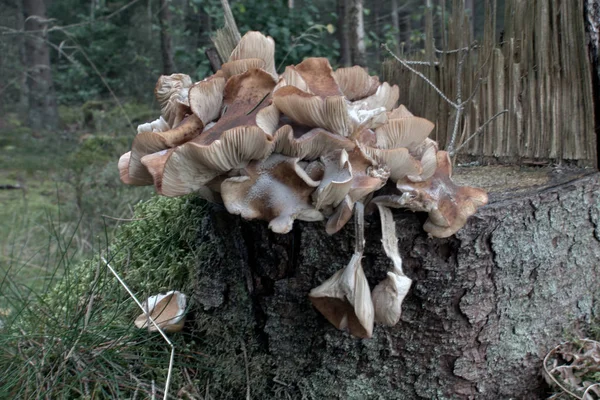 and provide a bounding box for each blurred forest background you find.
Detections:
[0,0,491,121]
